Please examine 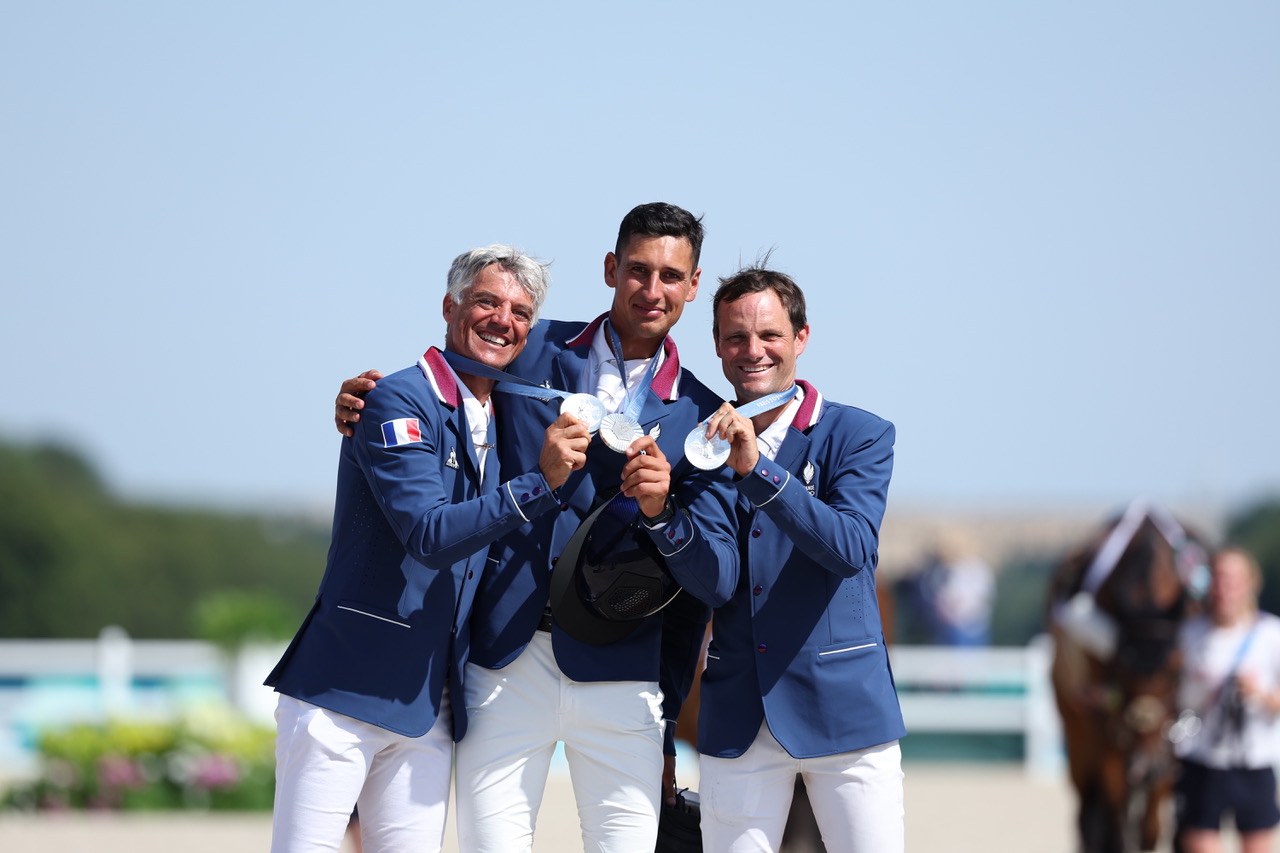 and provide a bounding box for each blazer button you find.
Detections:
[520,492,530,501]
[533,486,542,496]
[756,643,767,653]
[753,585,763,595]
[751,528,762,538]
[560,503,570,512]
[551,557,558,566]
[760,468,769,477]
[468,570,474,579]
[772,475,781,484]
